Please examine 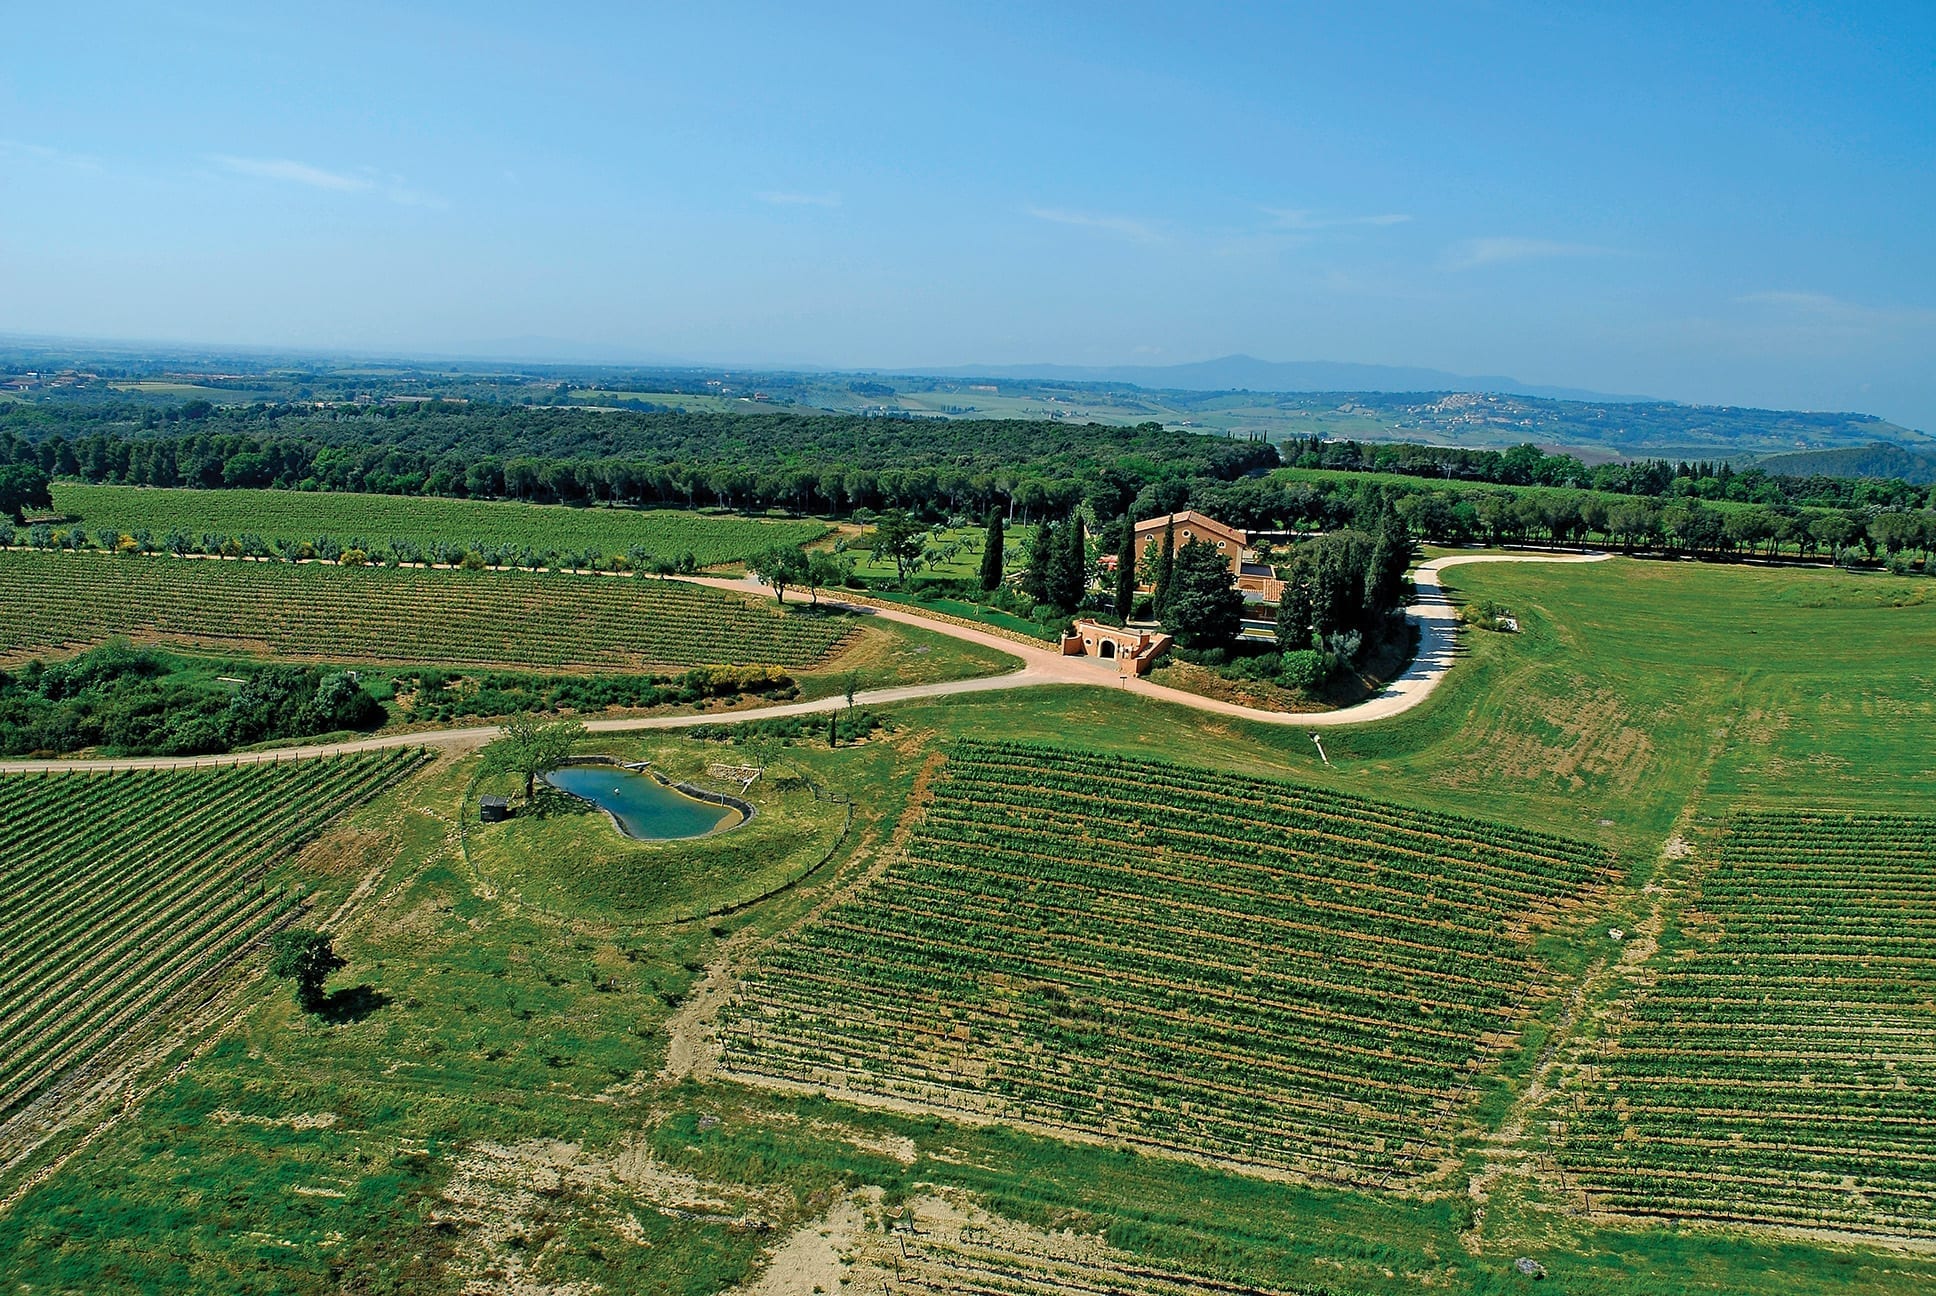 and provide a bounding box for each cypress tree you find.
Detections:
[1365,507,1414,616]
[1050,514,1086,611]
[1113,518,1137,618]
[1150,519,1177,618]
[978,511,1005,593]
[1022,519,1059,602]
